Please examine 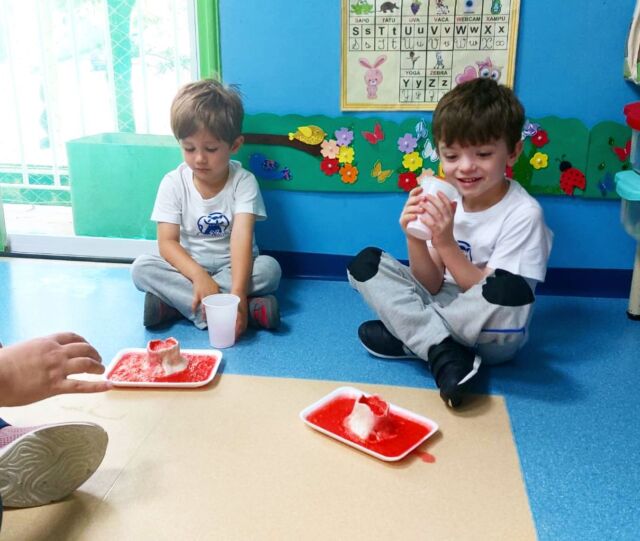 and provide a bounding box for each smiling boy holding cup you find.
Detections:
[347,78,553,409]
